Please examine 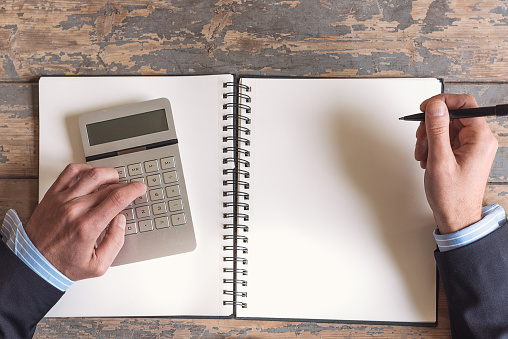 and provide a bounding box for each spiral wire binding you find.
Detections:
[223,201,249,210]
[223,135,250,146]
[223,113,250,124]
[222,80,251,311]
[224,234,248,242]
[224,168,250,178]
[223,92,251,102]
[223,223,249,231]
[224,267,248,275]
